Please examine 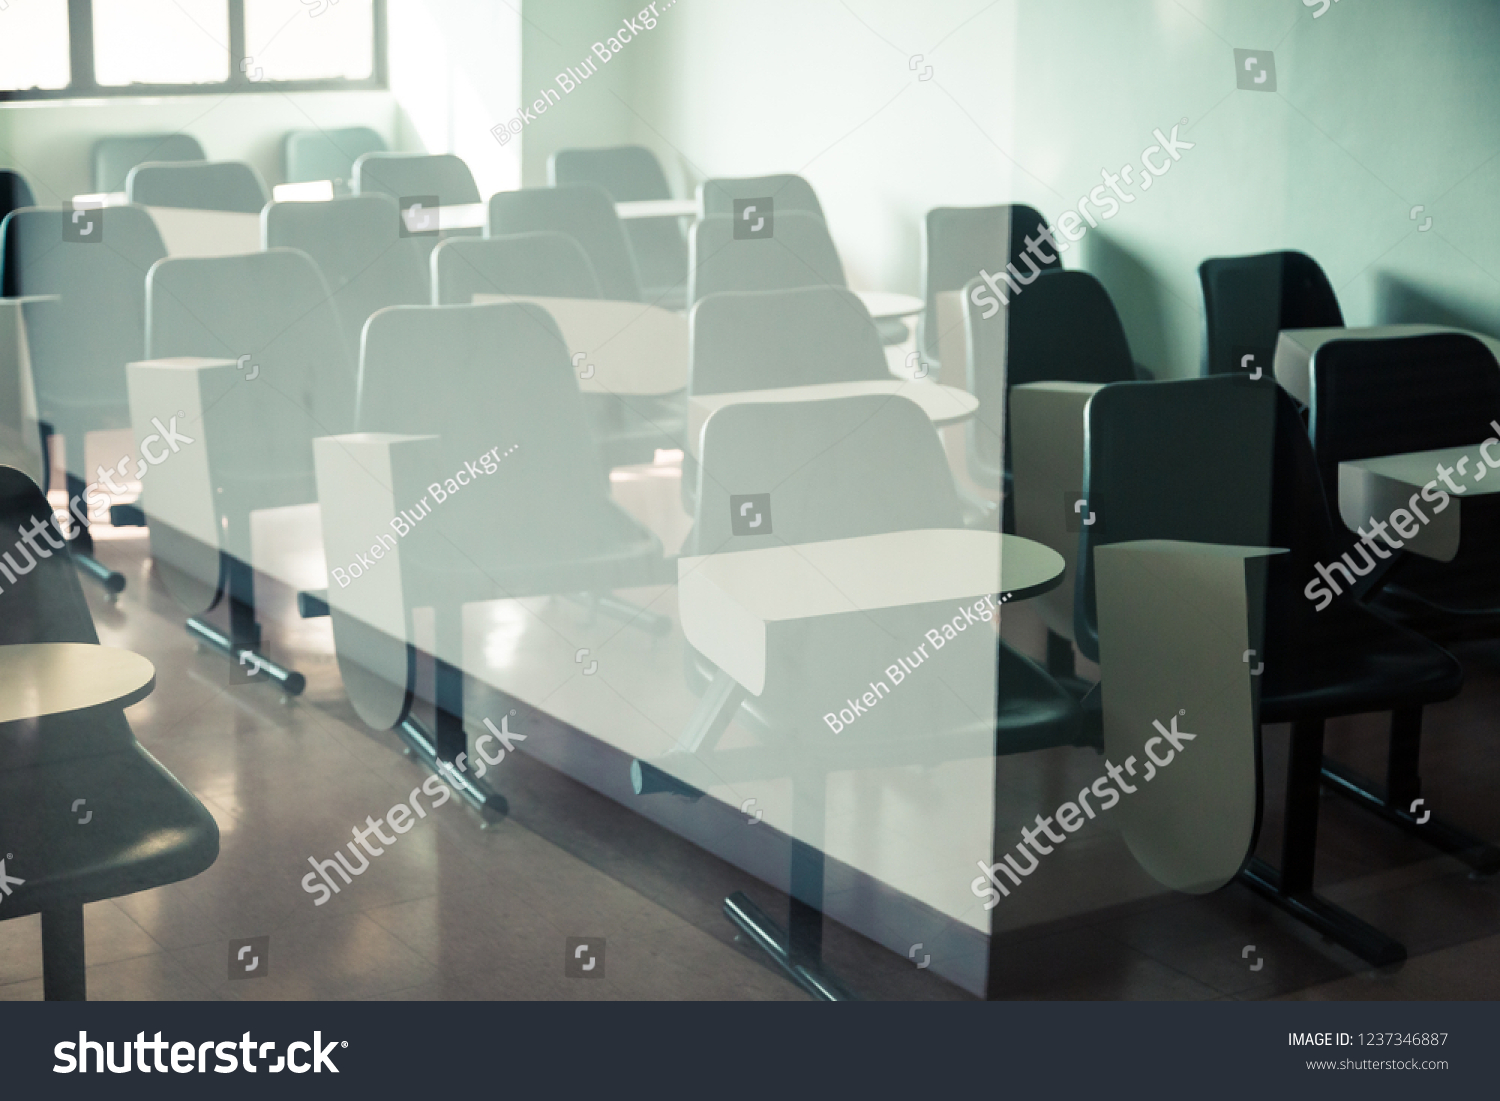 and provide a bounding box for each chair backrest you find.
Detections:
[431,232,602,305]
[487,184,642,302]
[0,172,37,296]
[1004,269,1136,388]
[549,145,684,293]
[698,174,824,220]
[147,249,354,489]
[353,152,481,206]
[921,204,1059,360]
[693,395,963,554]
[688,286,887,399]
[1198,250,1344,377]
[283,127,387,189]
[1074,376,1277,661]
[965,268,1135,479]
[93,134,206,194]
[1307,332,1500,508]
[263,195,429,357]
[0,170,35,225]
[550,145,671,200]
[0,467,100,646]
[356,303,616,559]
[126,160,269,214]
[0,206,167,440]
[689,211,845,305]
